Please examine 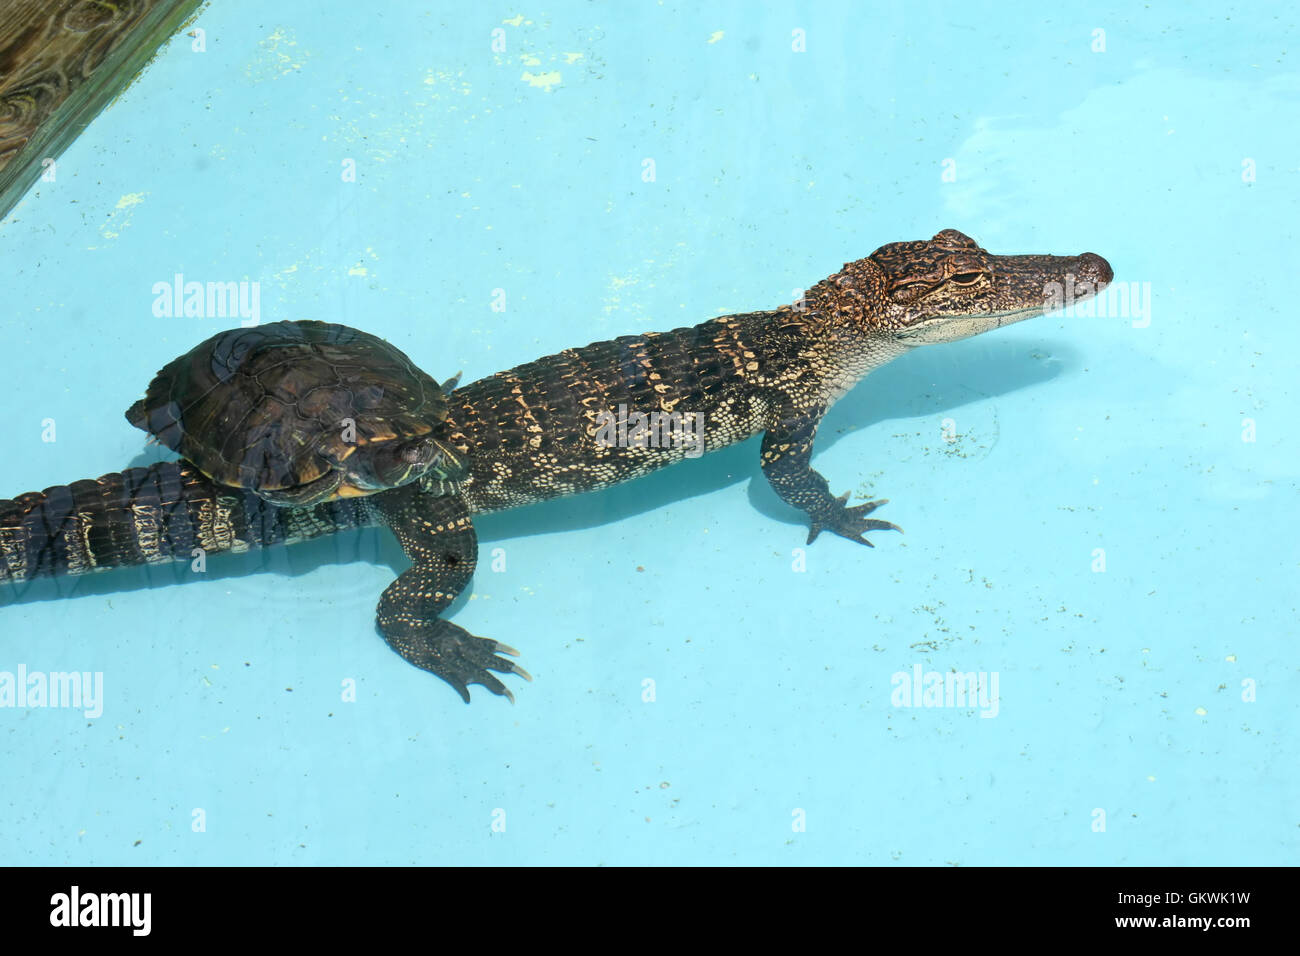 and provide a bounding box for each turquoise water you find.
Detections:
[1,1,1295,866]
